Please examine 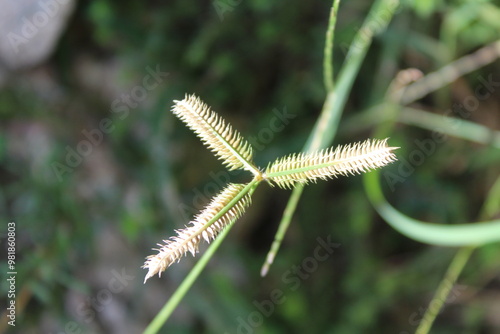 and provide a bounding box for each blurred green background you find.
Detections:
[0,0,499,333]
